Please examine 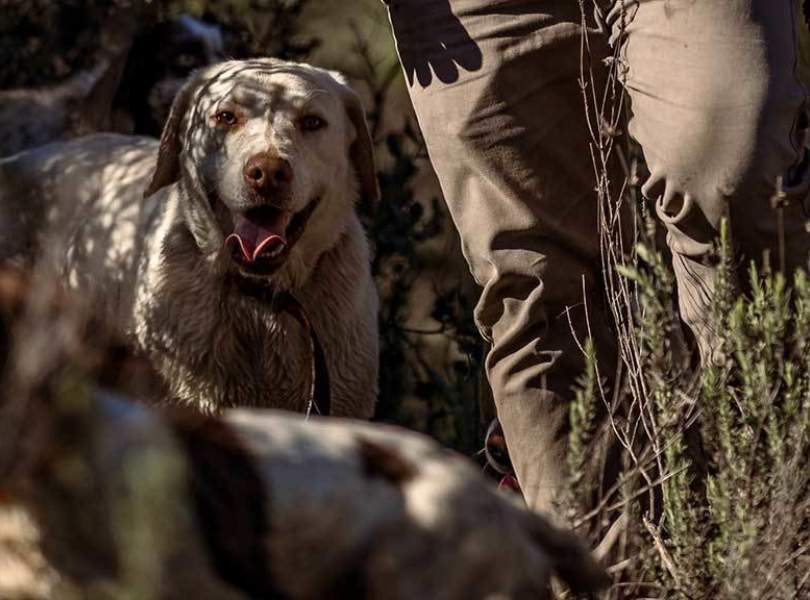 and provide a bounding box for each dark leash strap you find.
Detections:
[277,294,331,417]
